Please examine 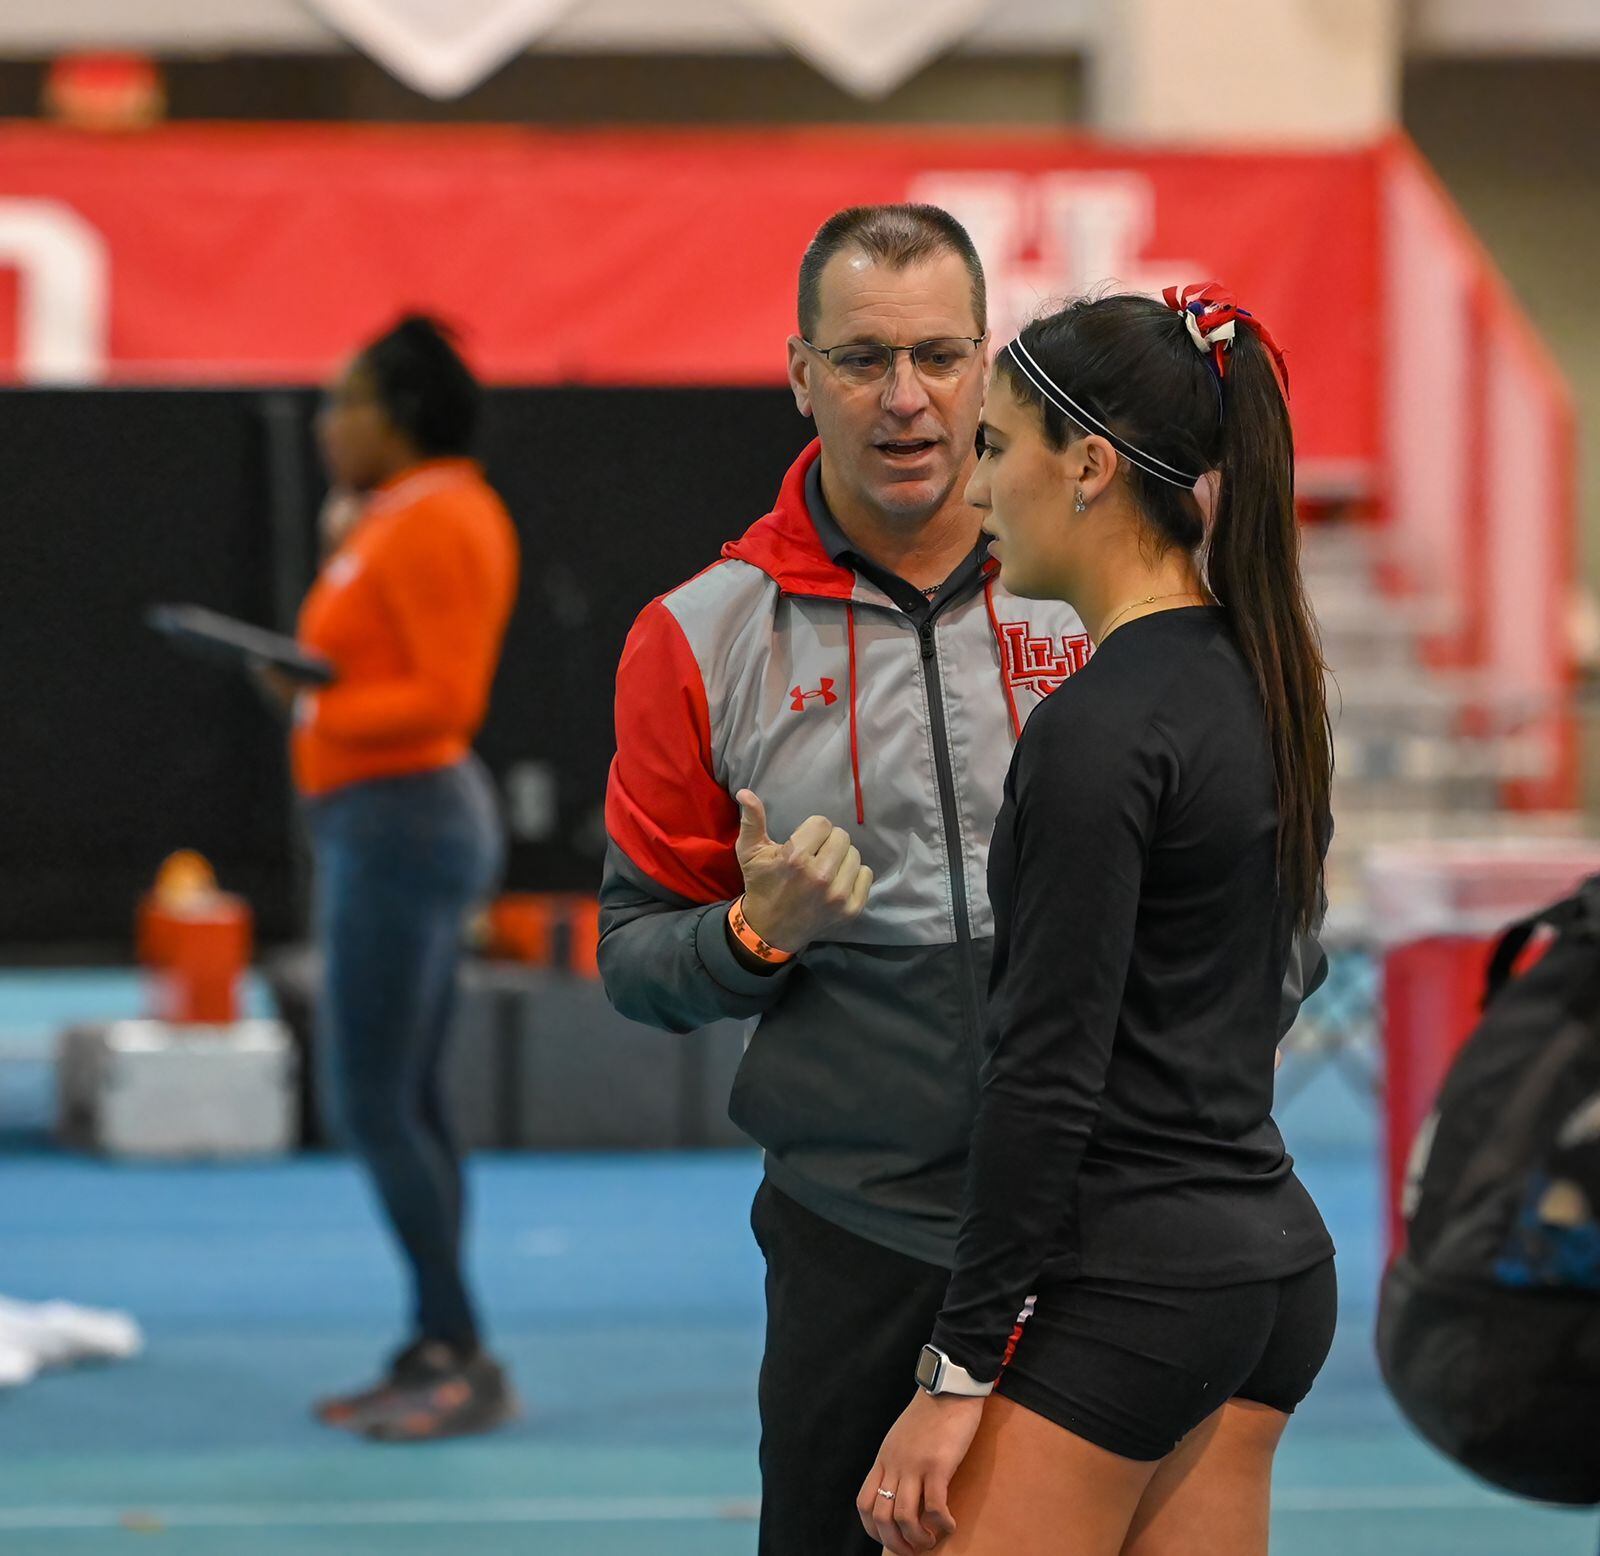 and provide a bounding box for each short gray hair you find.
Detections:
[797,203,987,339]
